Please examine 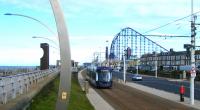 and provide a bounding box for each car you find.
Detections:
[113,67,120,72]
[150,69,156,72]
[127,67,136,73]
[132,74,142,81]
